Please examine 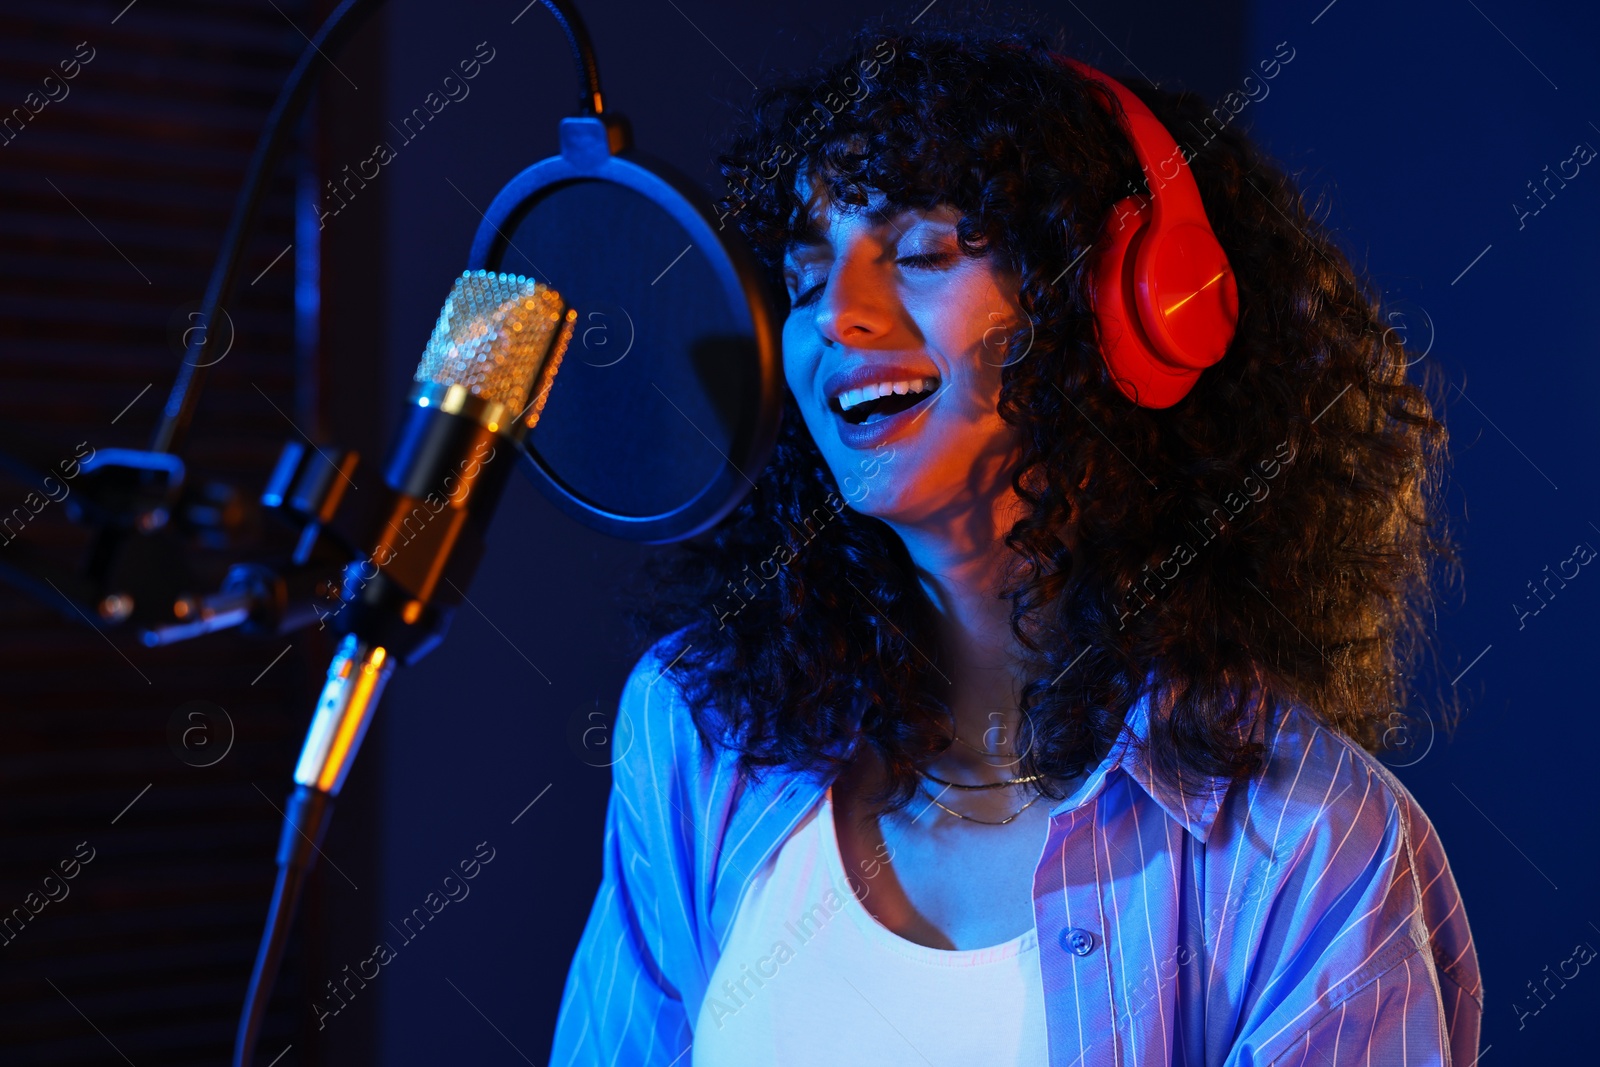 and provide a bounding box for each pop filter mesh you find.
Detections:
[490,179,760,519]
